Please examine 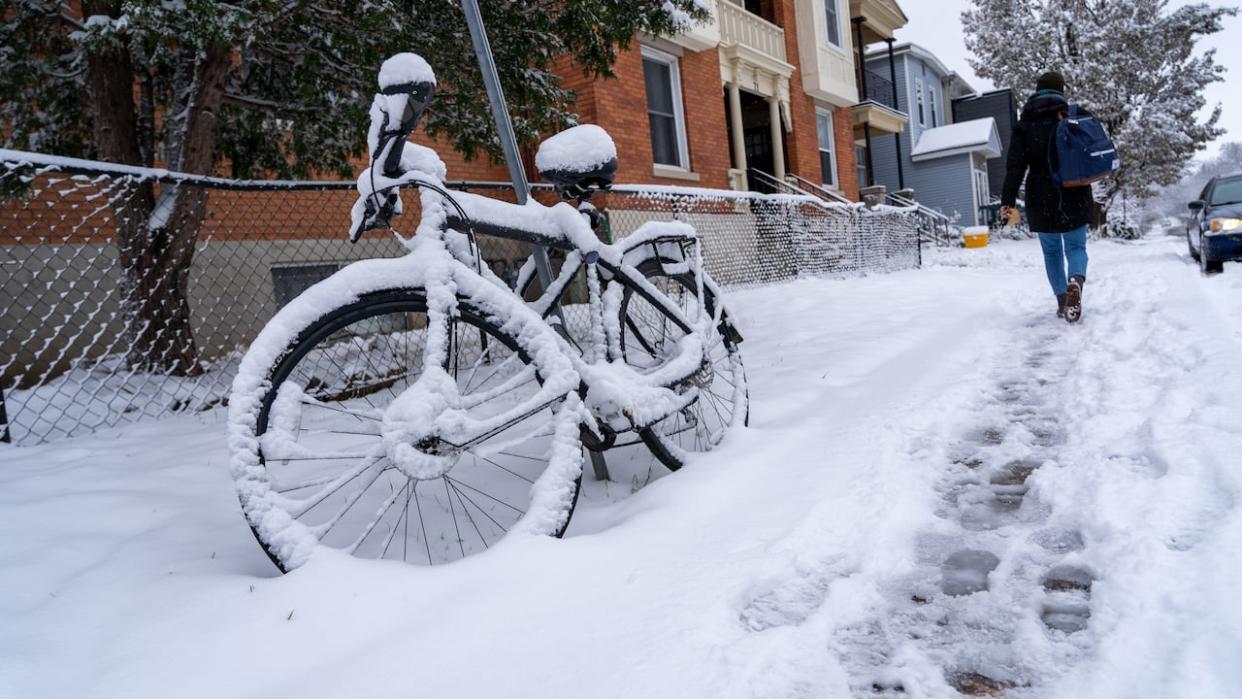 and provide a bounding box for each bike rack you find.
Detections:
[460,0,610,481]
